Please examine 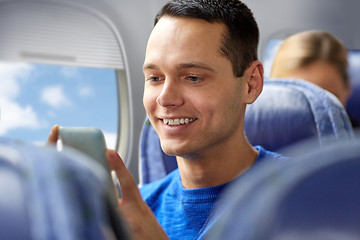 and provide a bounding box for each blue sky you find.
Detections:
[0,62,118,148]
